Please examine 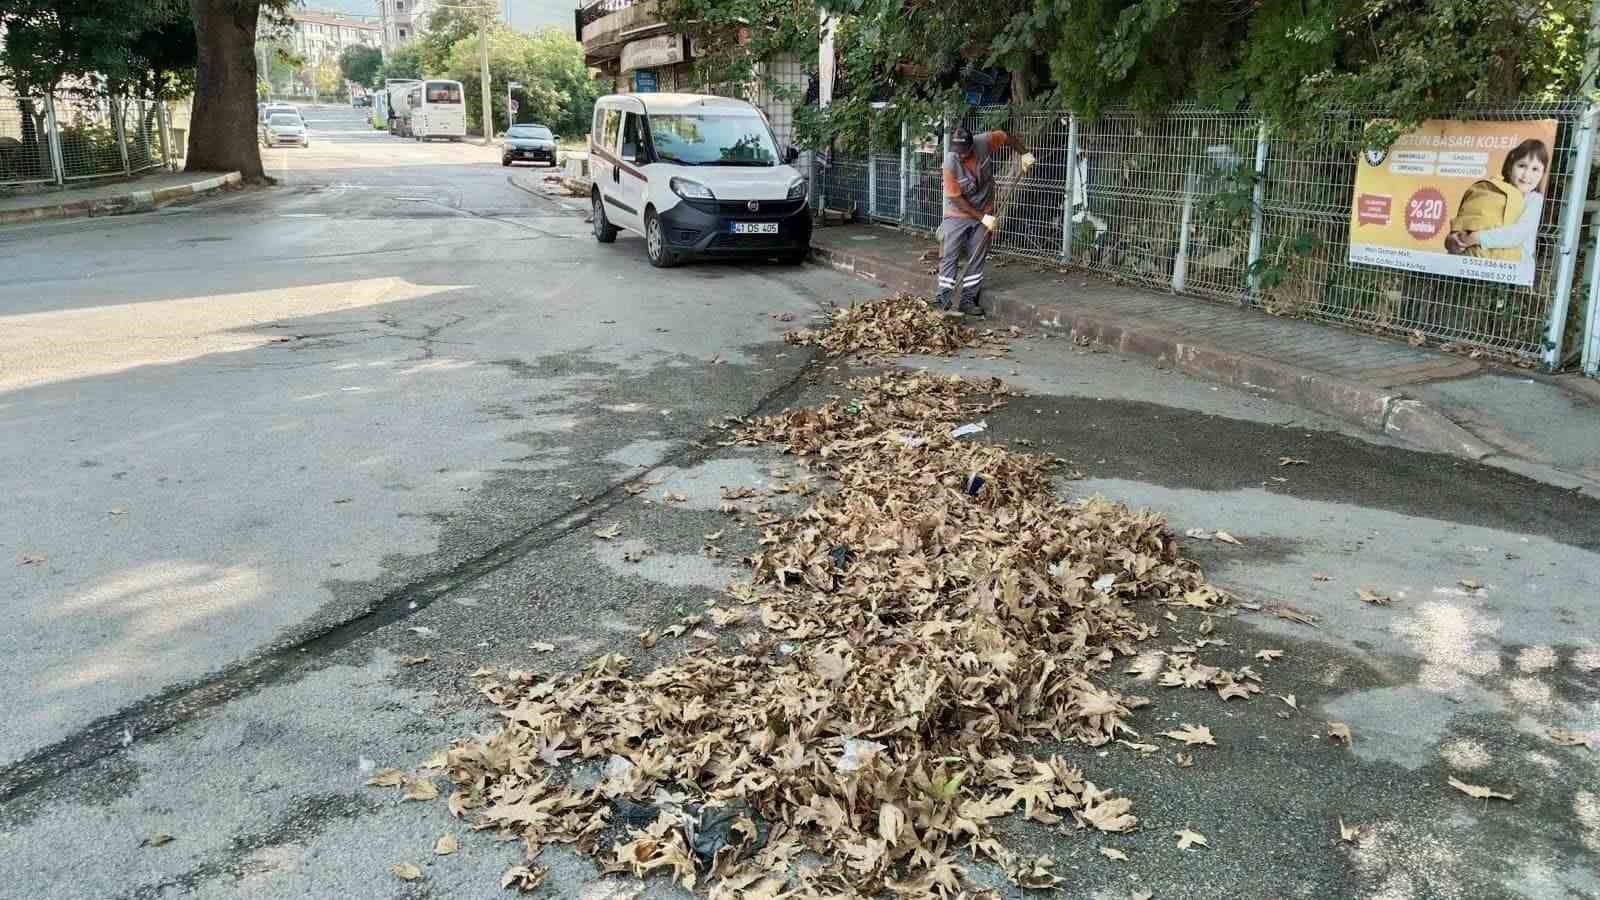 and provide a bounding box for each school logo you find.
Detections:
[1363,147,1388,168]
